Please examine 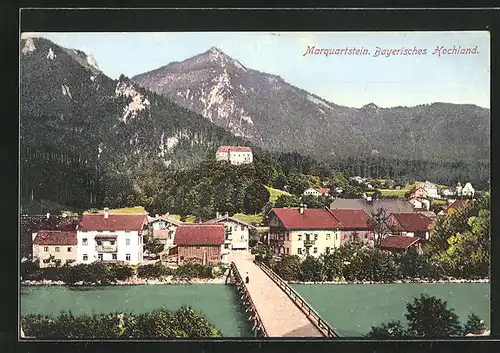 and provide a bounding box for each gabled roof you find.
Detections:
[149,215,184,226]
[217,146,252,153]
[328,209,372,229]
[270,208,340,230]
[445,199,471,214]
[174,225,225,245]
[389,213,434,232]
[33,230,77,245]
[205,216,253,228]
[330,198,415,214]
[380,235,421,249]
[79,214,148,231]
[315,188,330,194]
